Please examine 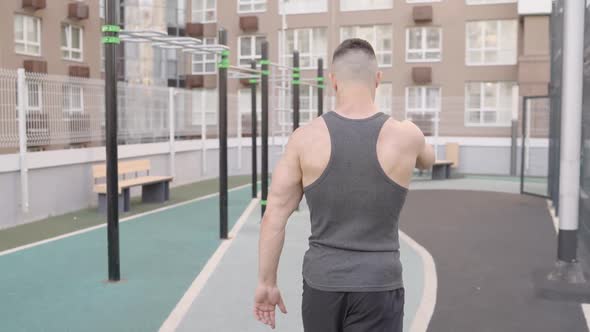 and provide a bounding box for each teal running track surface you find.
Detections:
[0,185,253,332]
